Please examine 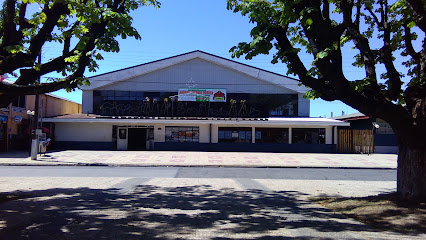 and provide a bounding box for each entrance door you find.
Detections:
[117,127,128,150]
[127,128,147,151]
